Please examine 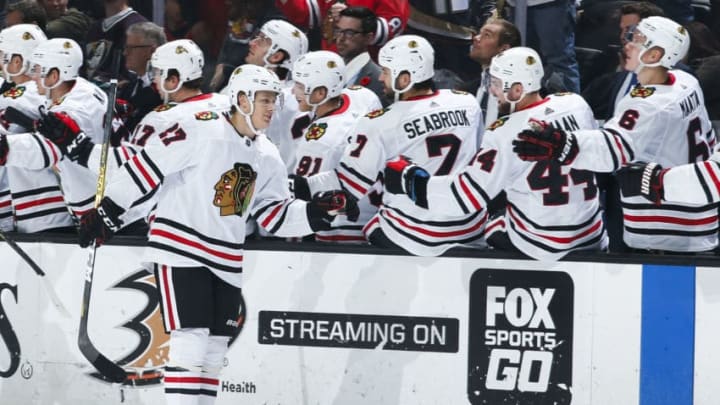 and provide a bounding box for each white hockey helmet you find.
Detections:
[259,20,308,70]
[631,16,690,70]
[292,51,345,109]
[30,38,83,88]
[490,46,544,95]
[150,39,204,90]
[0,24,47,79]
[227,64,282,134]
[378,35,434,96]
